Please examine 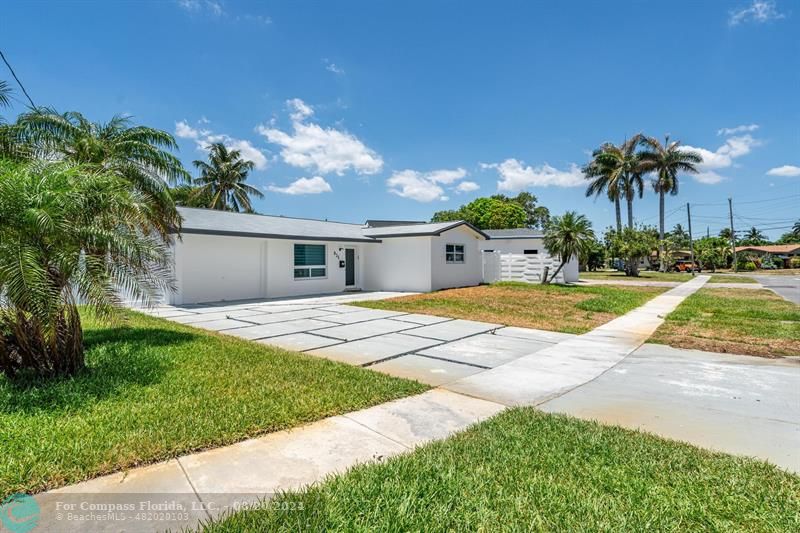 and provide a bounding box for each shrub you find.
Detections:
[790,257,800,269]
[743,261,757,271]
